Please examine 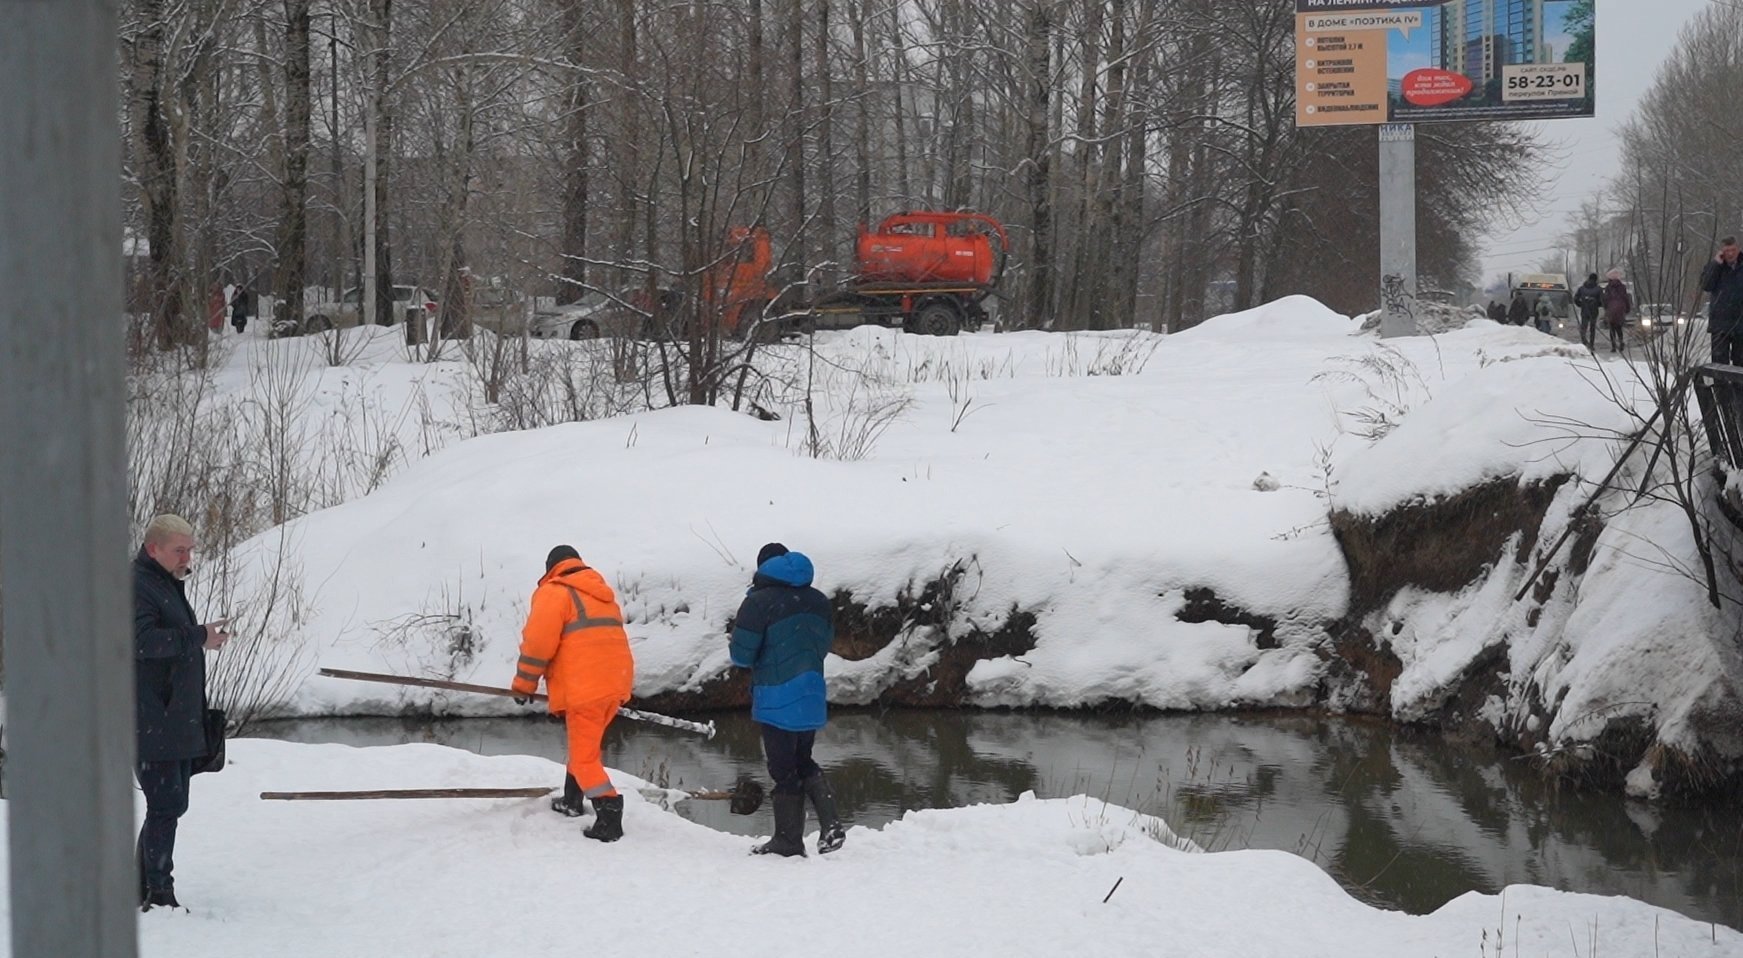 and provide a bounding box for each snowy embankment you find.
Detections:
[4,739,1732,957]
[198,298,1742,793]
